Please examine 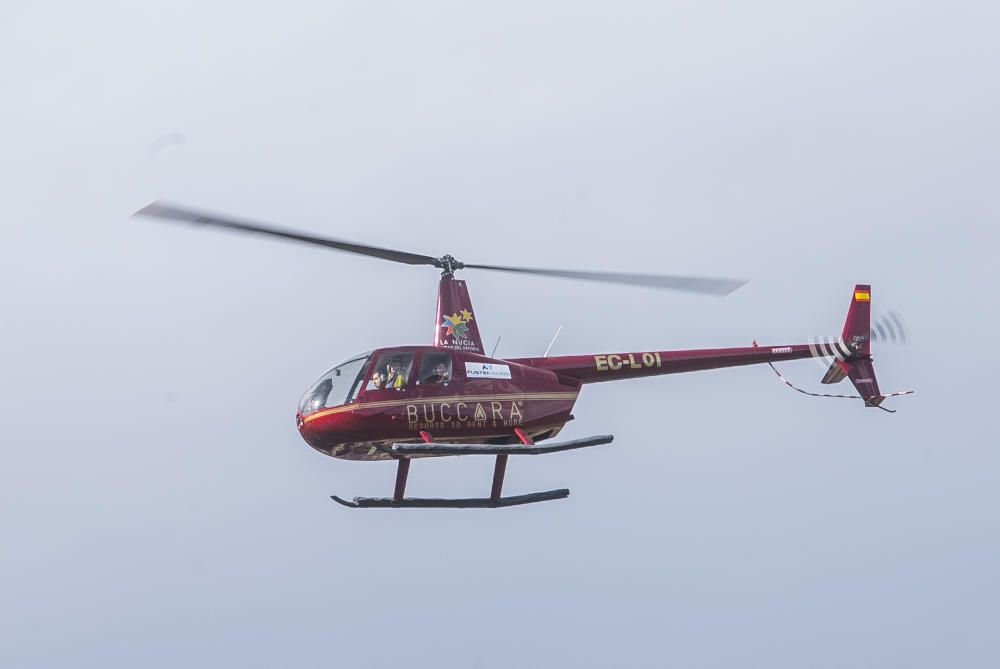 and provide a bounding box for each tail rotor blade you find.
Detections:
[888,311,909,343]
[869,311,910,345]
[871,319,888,343]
